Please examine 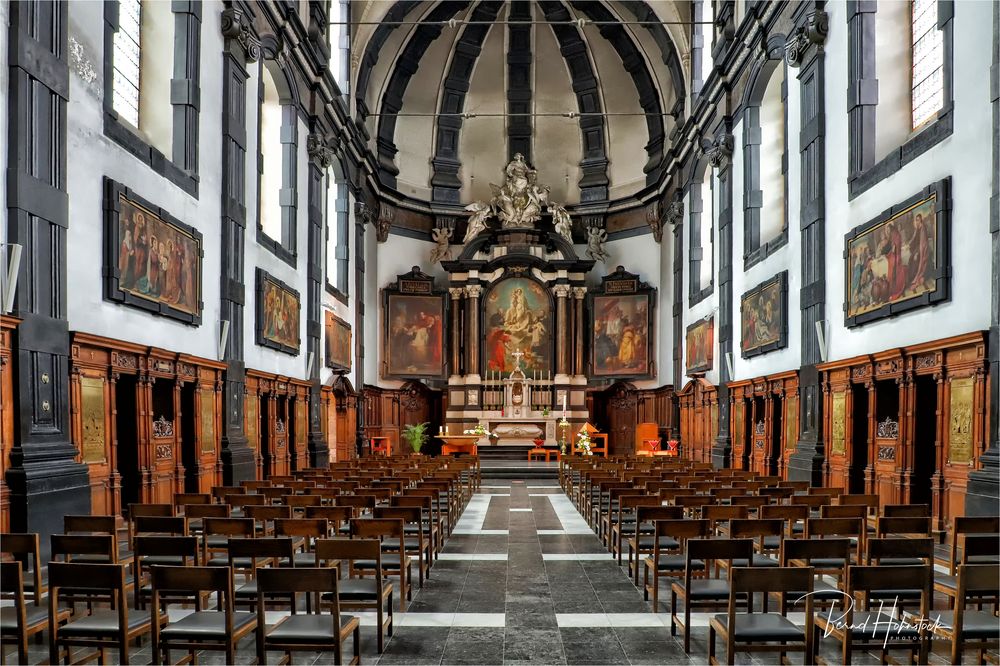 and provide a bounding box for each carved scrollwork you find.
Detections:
[115,353,137,370]
[374,203,394,243]
[152,416,174,439]
[877,445,896,462]
[306,134,336,168]
[705,132,735,170]
[754,421,765,436]
[220,7,261,63]
[876,417,899,440]
[275,418,286,434]
[400,383,426,412]
[645,200,664,242]
[155,444,173,460]
[784,9,829,67]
